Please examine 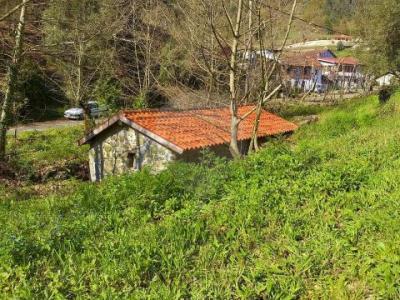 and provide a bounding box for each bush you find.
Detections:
[132,88,169,109]
[336,40,345,51]
[92,77,122,110]
[17,60,67,122]
[379,86,395,104]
